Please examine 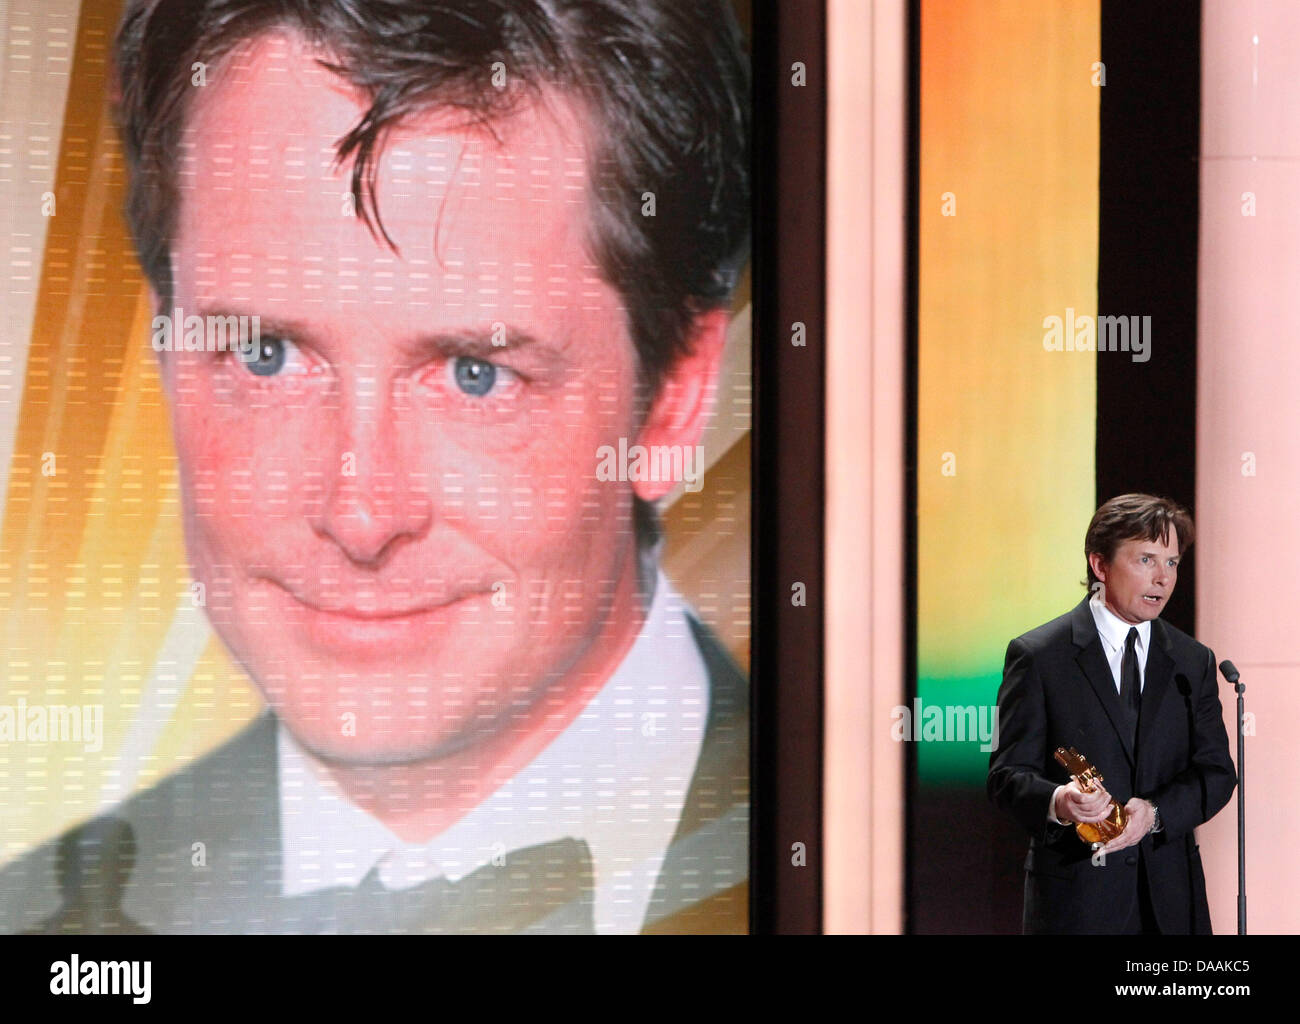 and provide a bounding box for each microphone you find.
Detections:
[1219,660,1240,683]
